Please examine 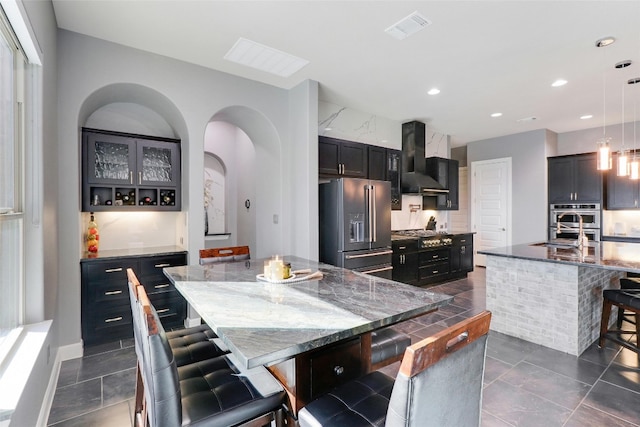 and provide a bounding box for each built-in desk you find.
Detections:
[163,256,452,417]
